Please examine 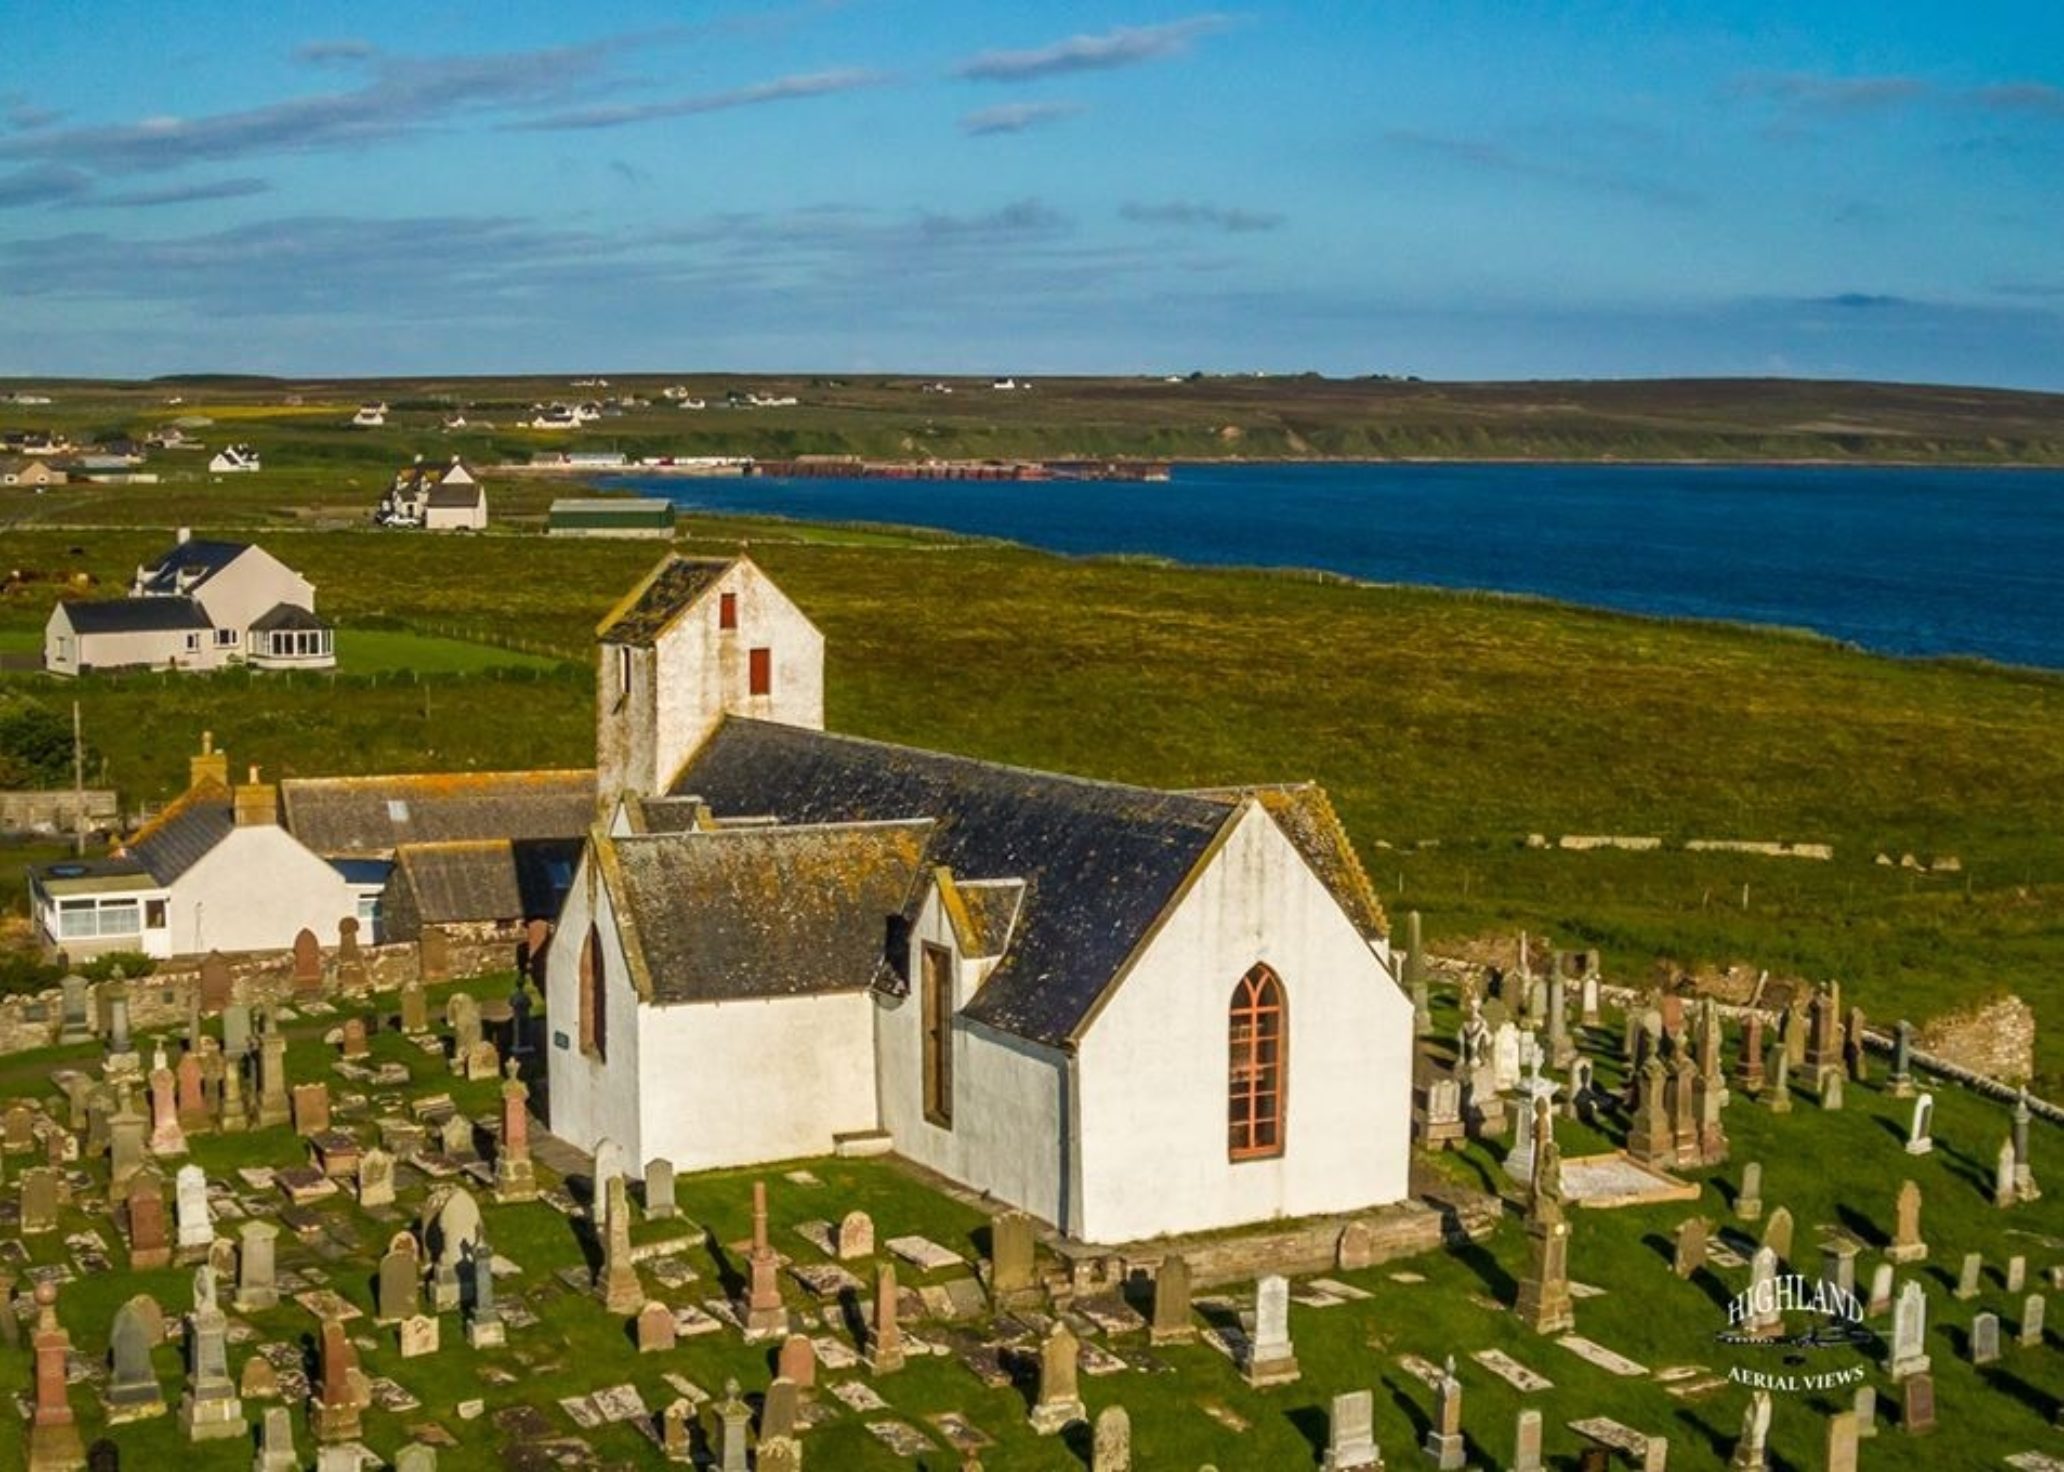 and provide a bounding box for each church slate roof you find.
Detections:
[608,820,934,1005]
[671,719,1237,1047]
[392,837,581,924]
[280,770,597,856]
[595,556,735,647]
